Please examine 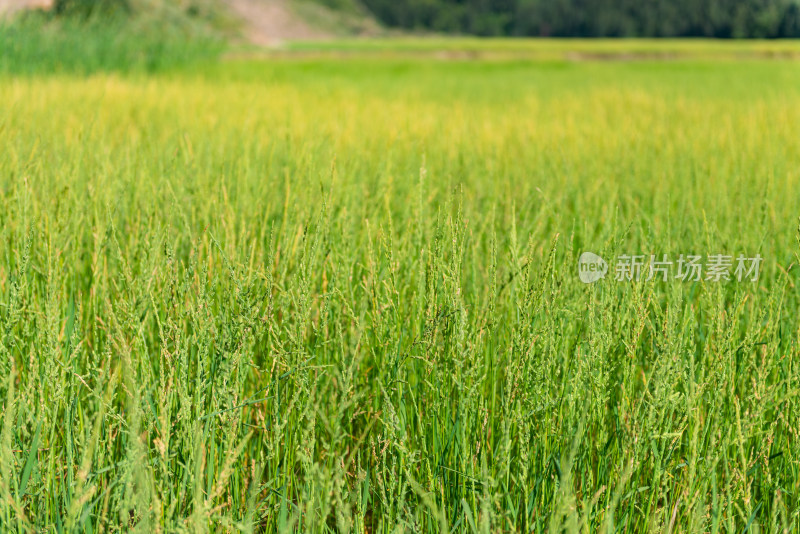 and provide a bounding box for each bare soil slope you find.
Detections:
[0,0,52,16]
